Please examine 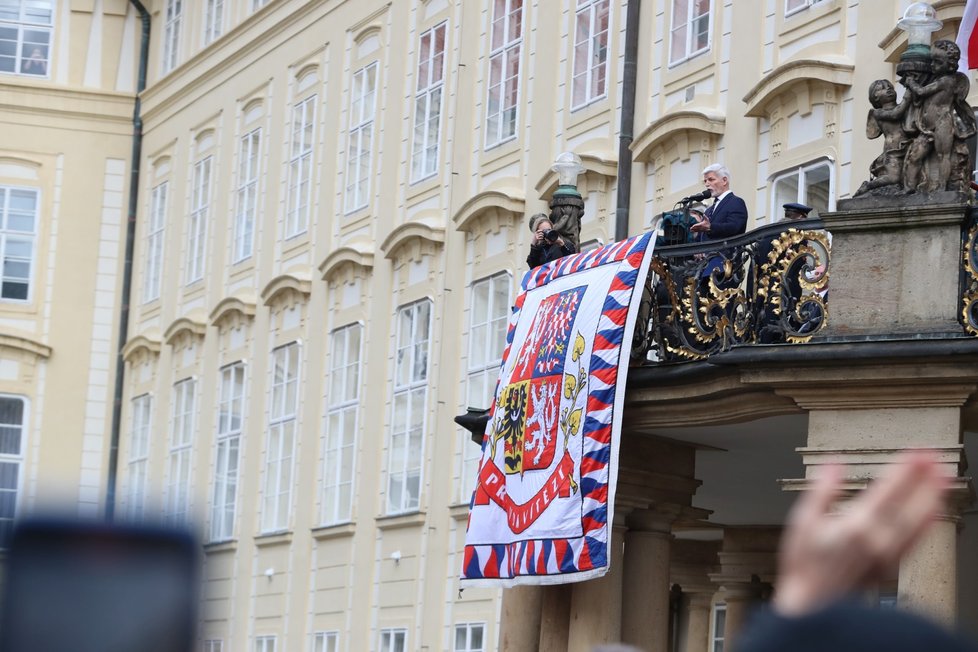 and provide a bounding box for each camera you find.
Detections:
[543,229,559,243]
